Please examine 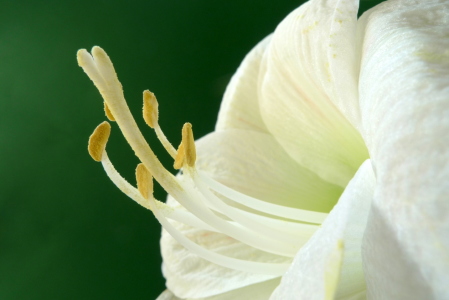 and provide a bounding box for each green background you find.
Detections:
[0,1,381,299]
